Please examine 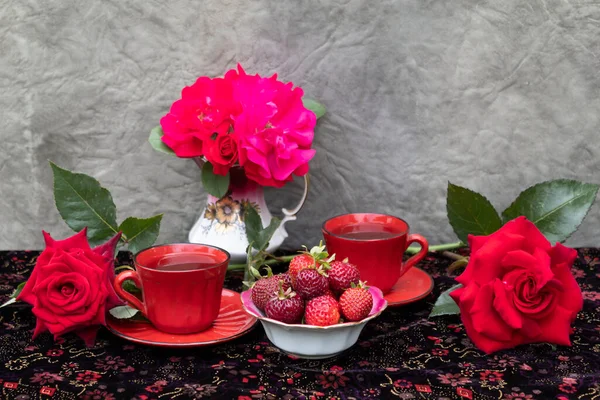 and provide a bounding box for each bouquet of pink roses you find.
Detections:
[149,64,325,196]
